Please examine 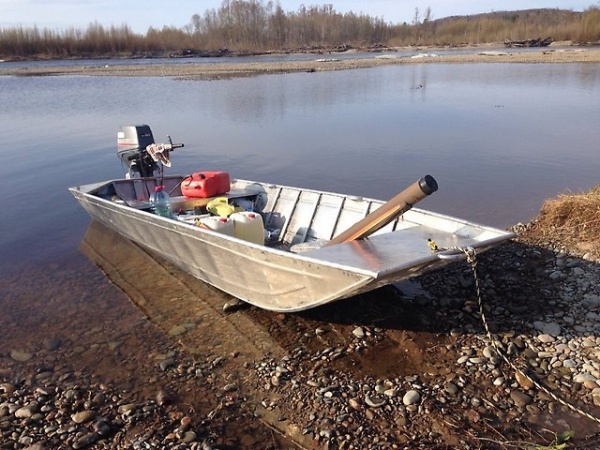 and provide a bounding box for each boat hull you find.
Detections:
[70,177,514,312]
